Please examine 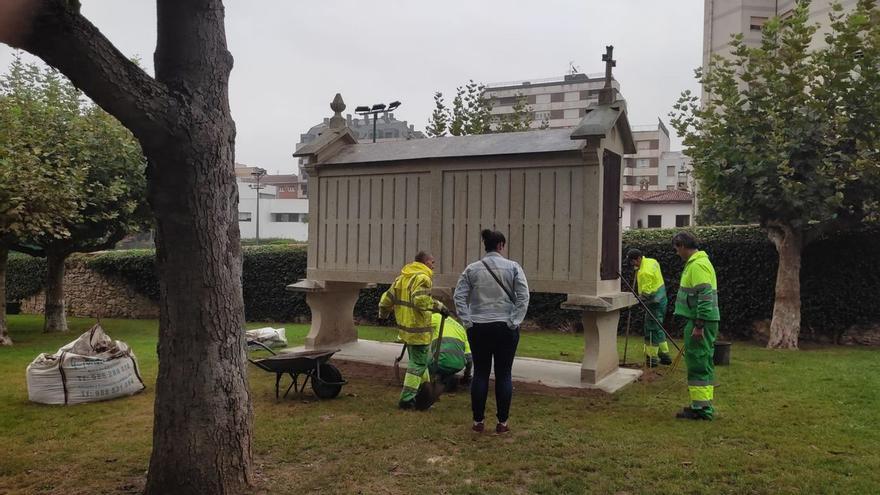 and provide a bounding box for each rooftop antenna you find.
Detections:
[568,61,580,75]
